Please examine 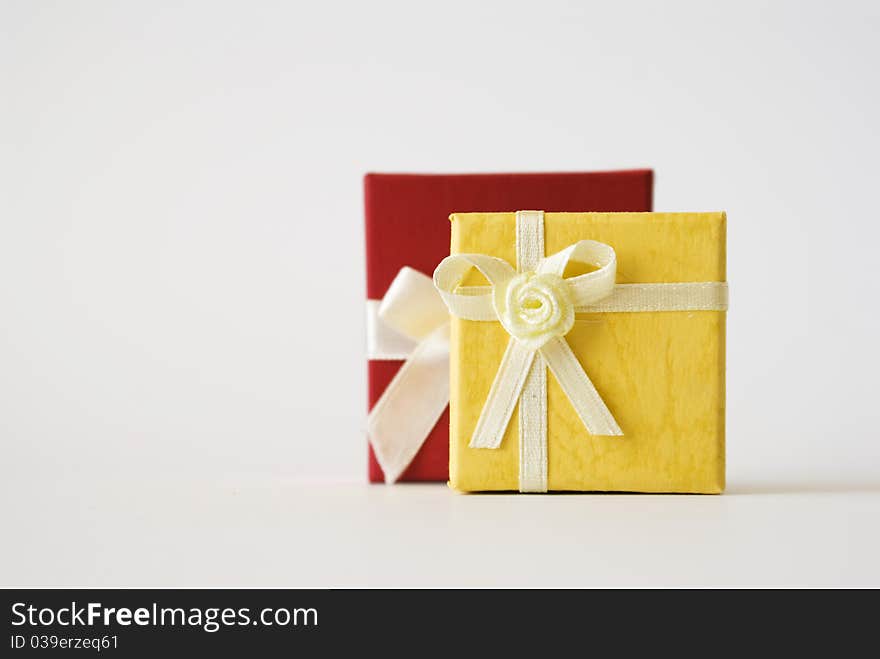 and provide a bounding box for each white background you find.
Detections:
[1,1,878,586]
